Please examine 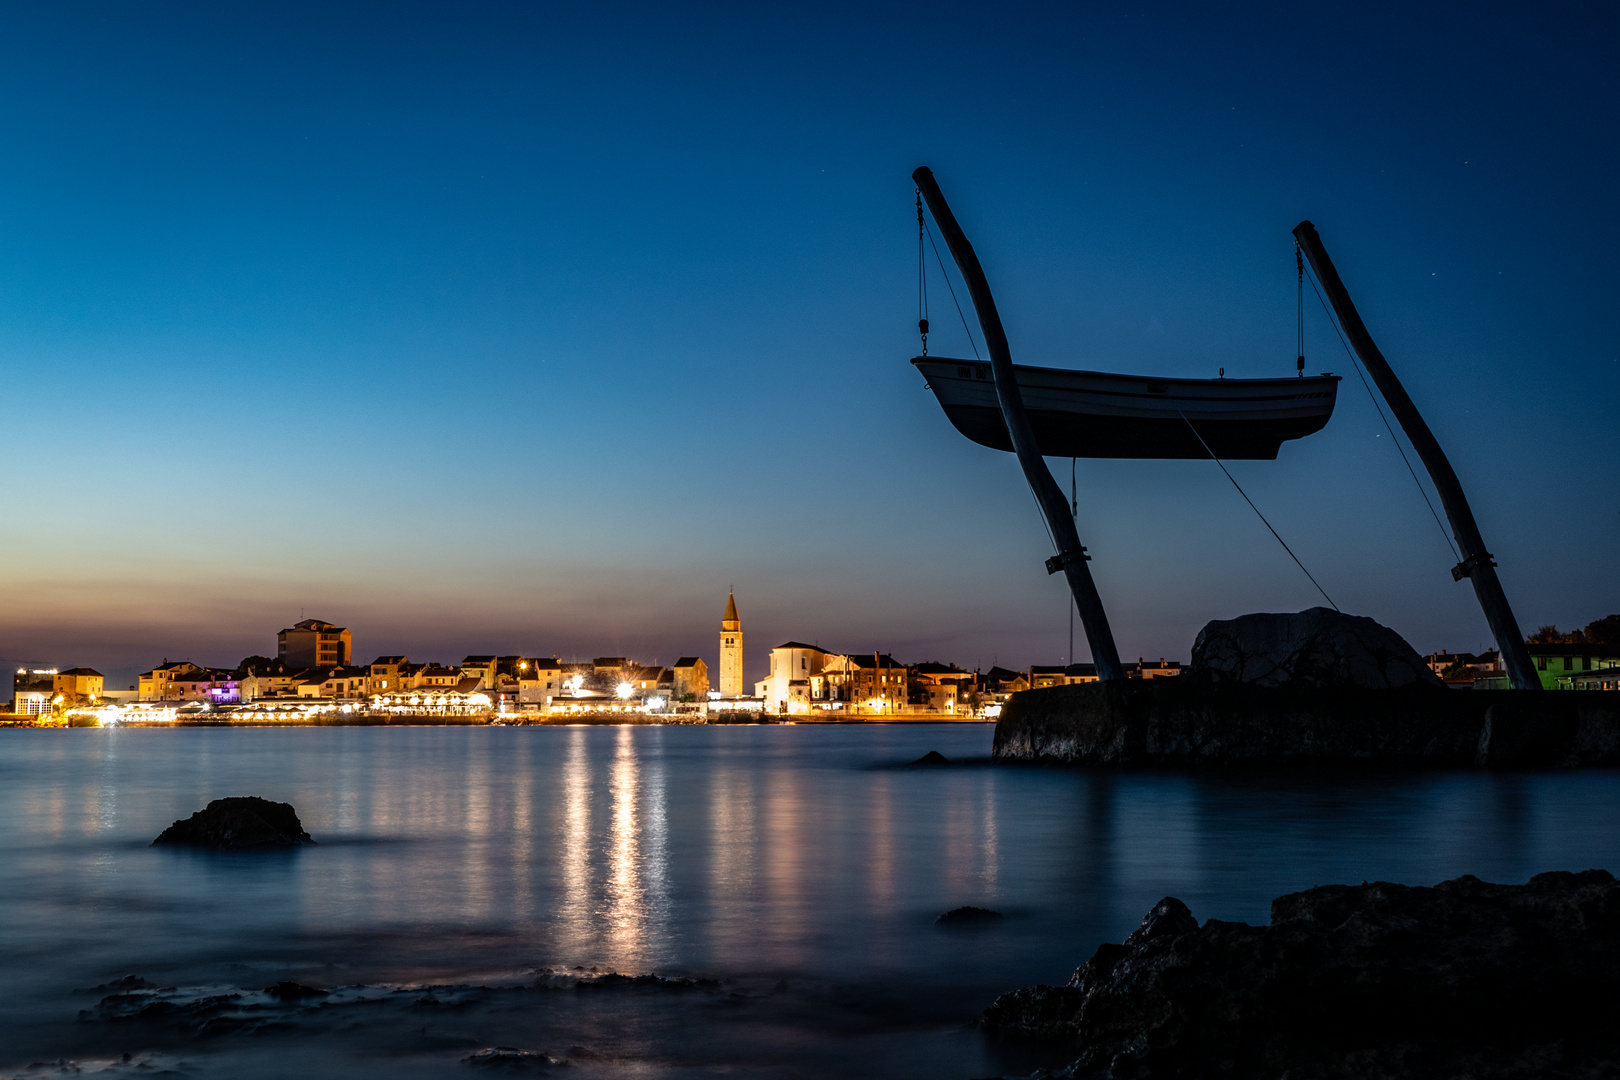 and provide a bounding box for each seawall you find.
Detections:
[993,680,1620,767]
